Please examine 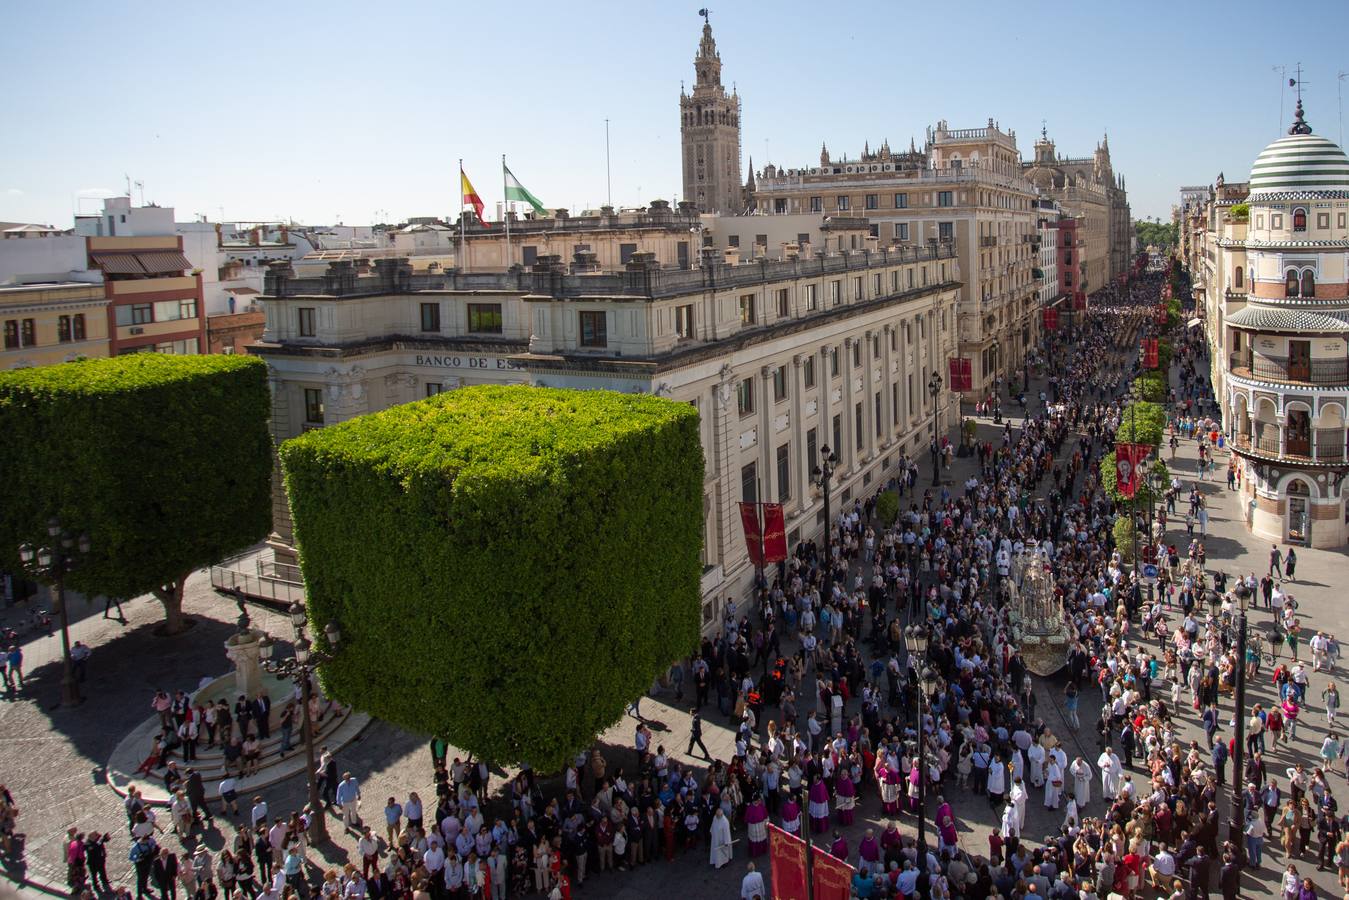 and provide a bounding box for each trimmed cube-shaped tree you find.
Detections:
[279,385,704,770]
[0,355,273,633]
